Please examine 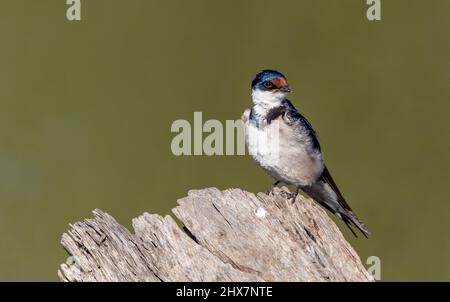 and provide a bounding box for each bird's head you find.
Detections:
[251,70,291,107]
